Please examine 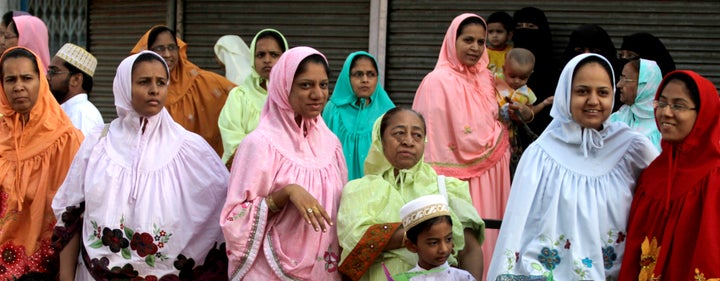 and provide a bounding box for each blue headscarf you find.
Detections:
[322,51,395,180]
